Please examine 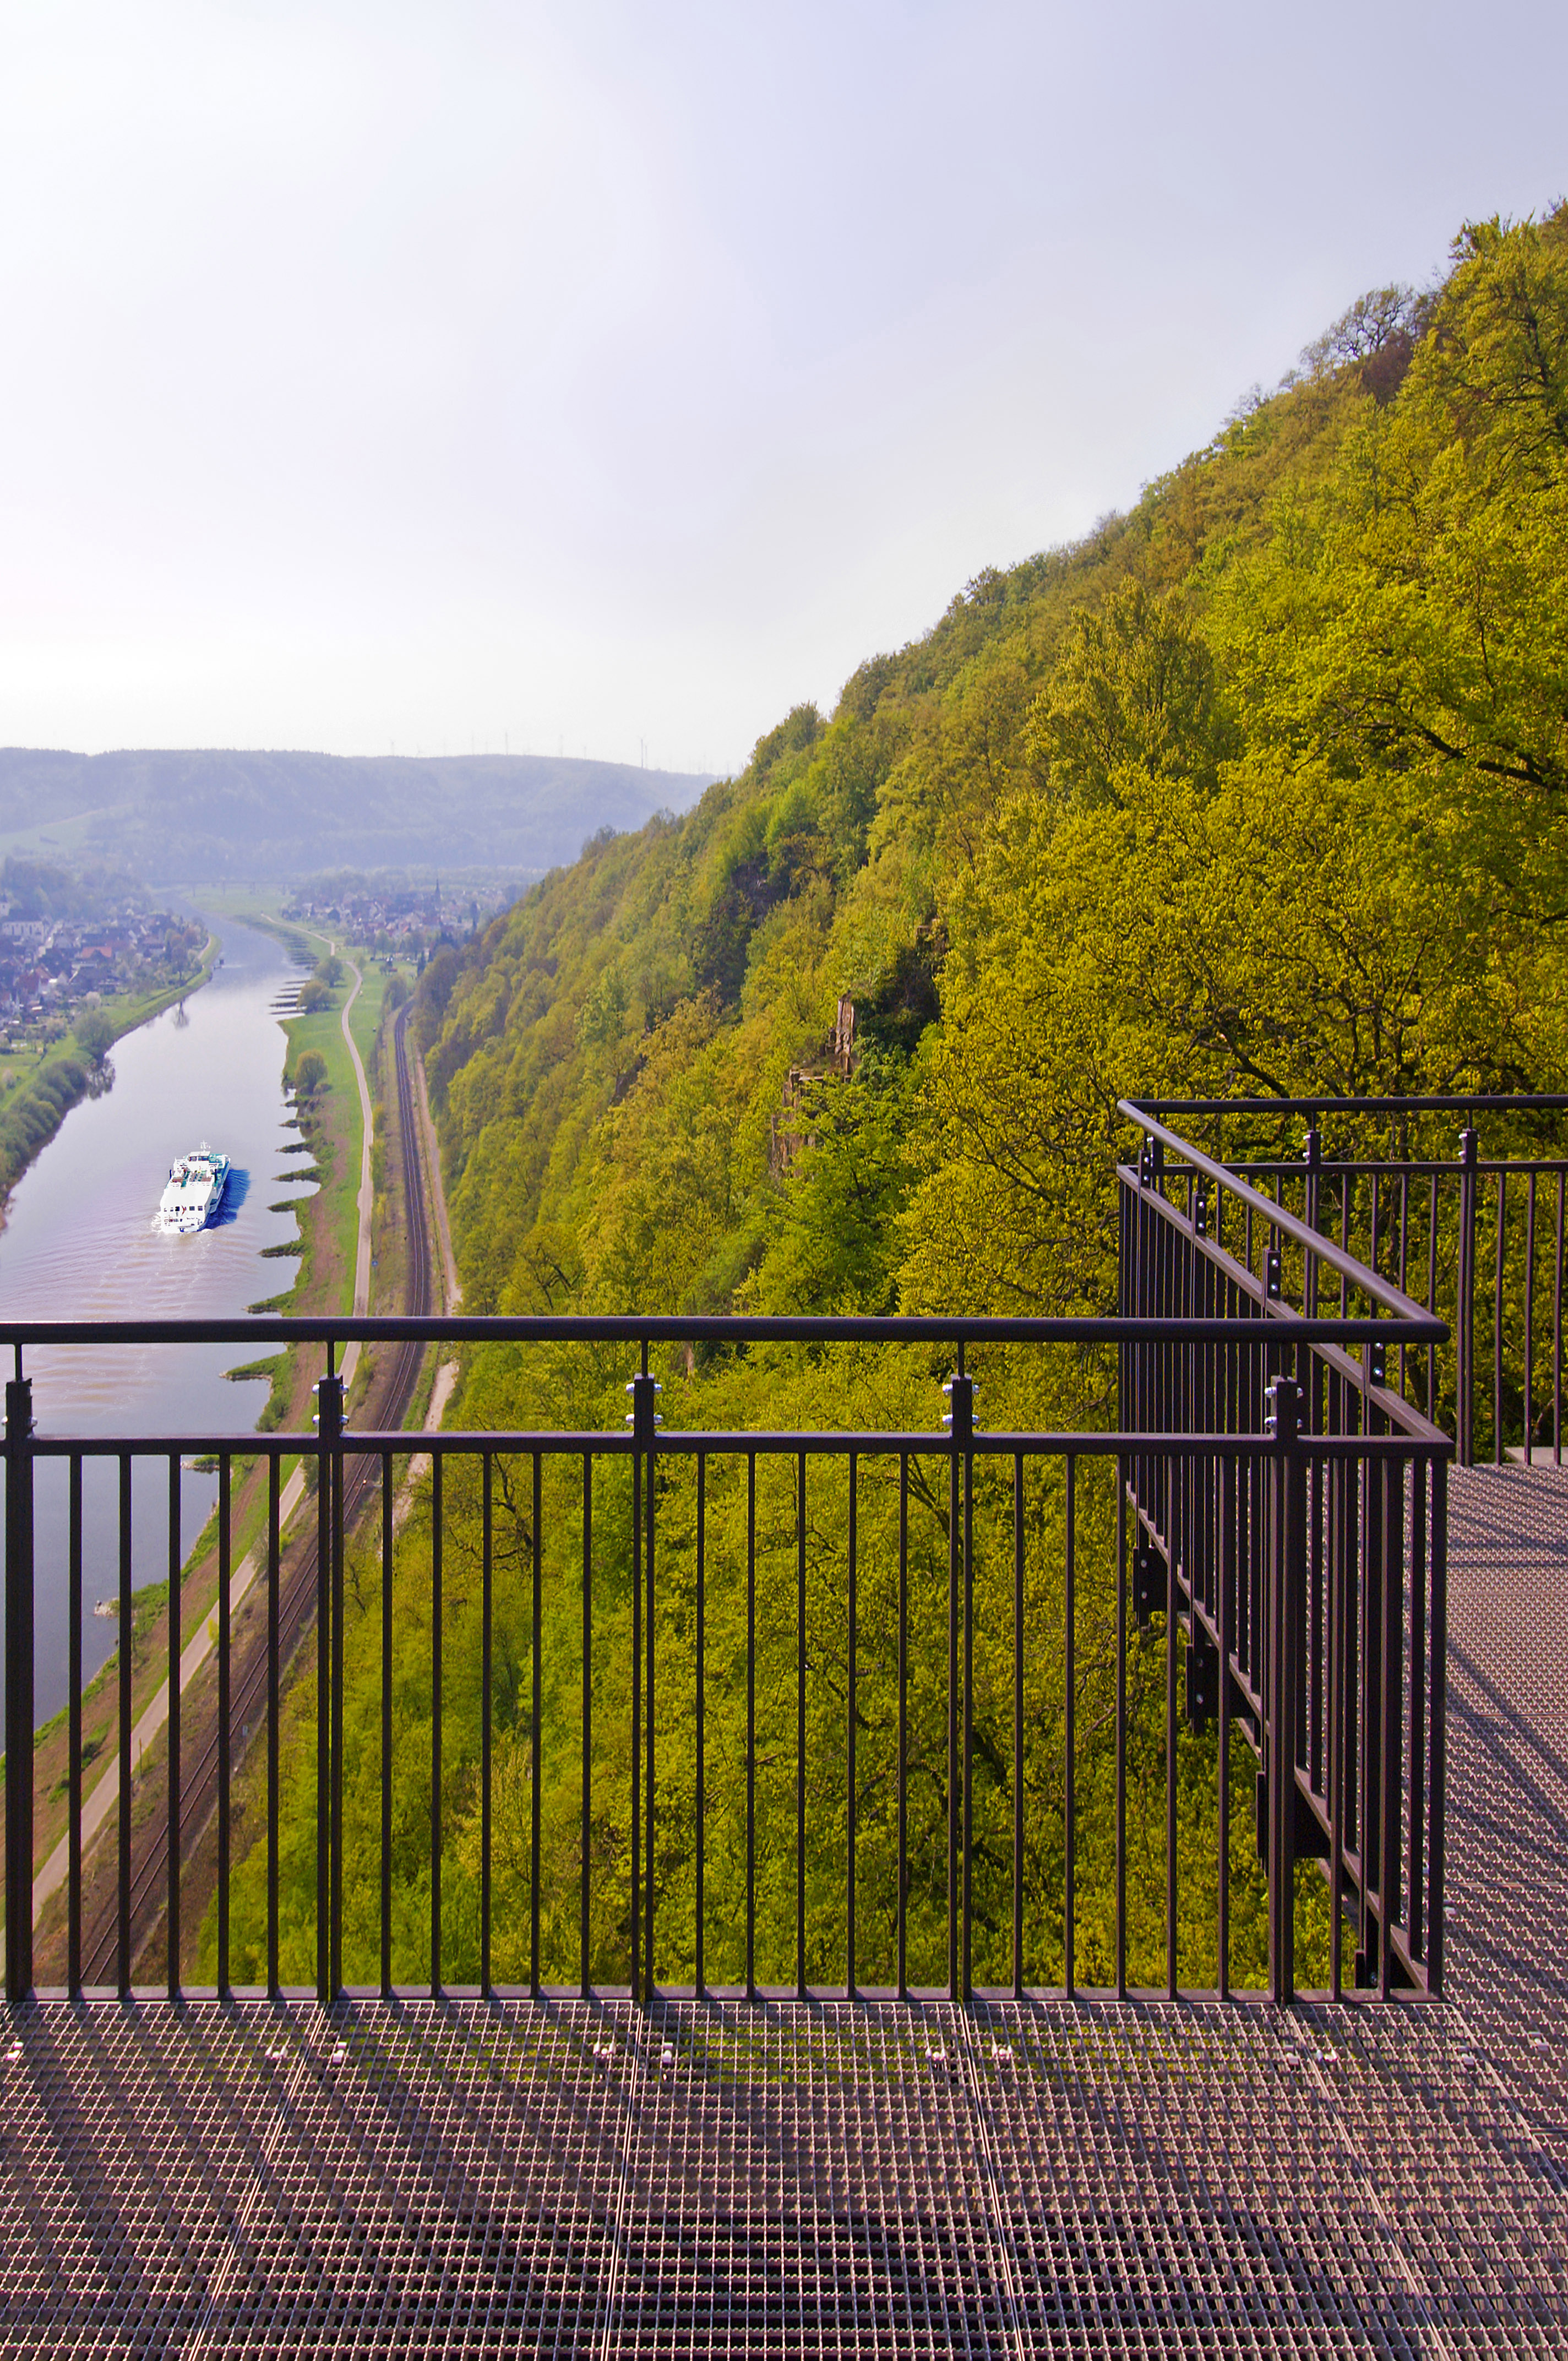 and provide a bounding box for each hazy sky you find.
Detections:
[2,1,1564,776]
